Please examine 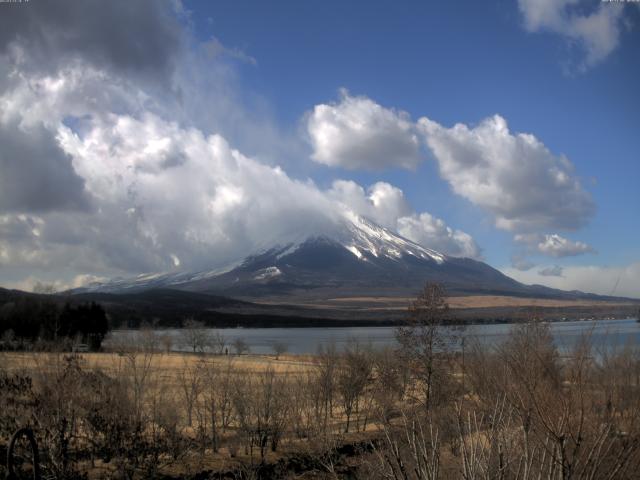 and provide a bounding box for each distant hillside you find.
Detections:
[2,285,638,331]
